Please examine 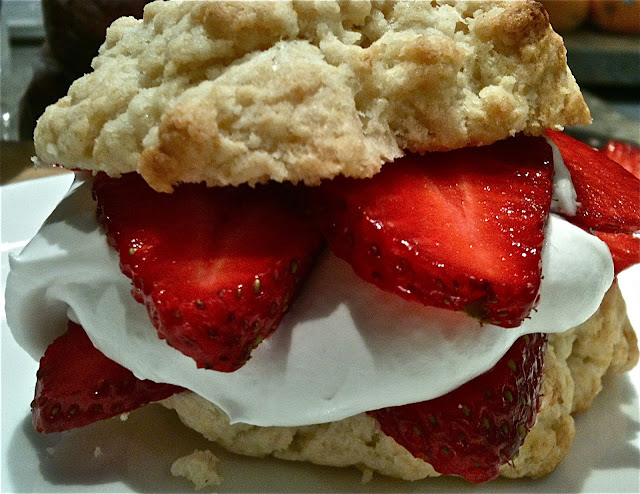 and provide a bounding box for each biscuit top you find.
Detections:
[34,0,590,192]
